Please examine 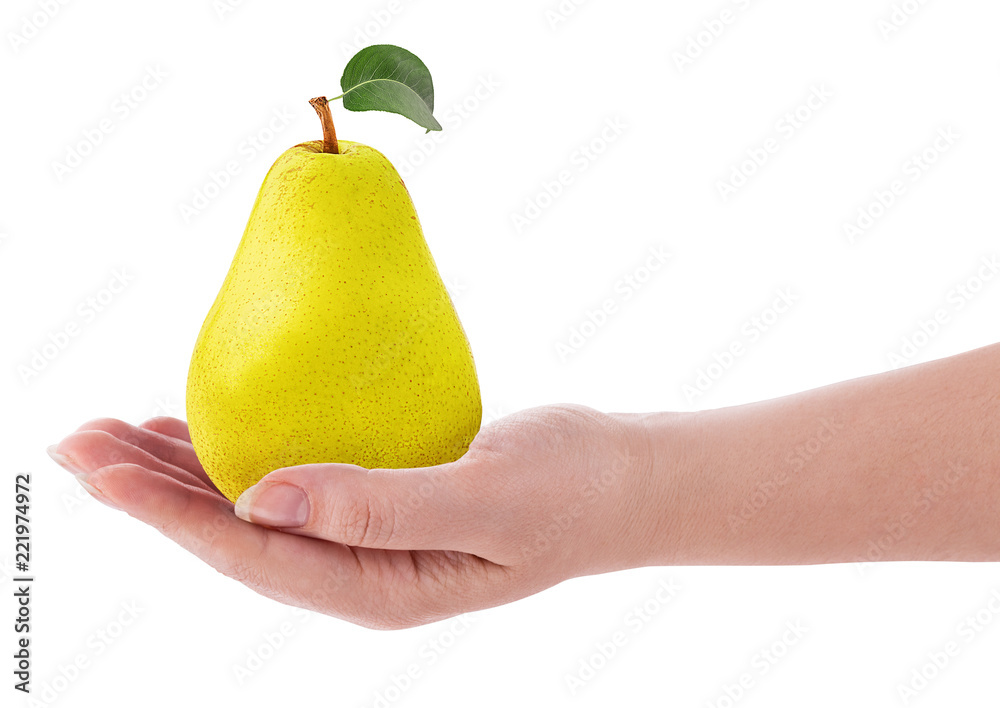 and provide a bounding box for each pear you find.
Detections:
[186,117,482,502]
